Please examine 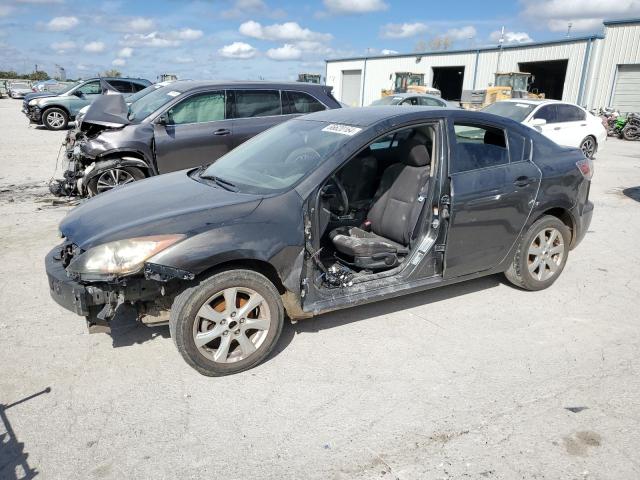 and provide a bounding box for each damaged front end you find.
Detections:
[46,238,193,333]
[50,94,136,198]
